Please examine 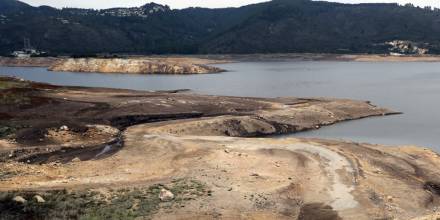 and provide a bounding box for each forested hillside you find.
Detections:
[1,0,440,55]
